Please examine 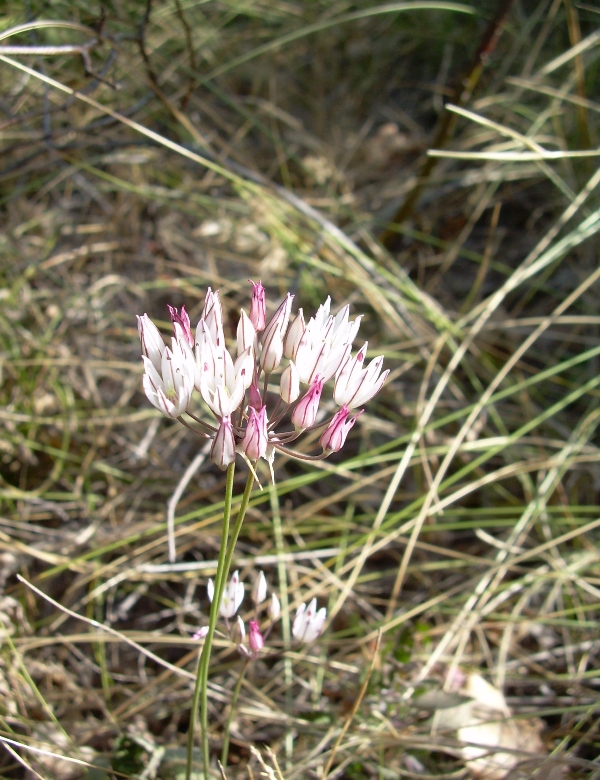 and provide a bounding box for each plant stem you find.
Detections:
[186,461,236,780]
[220,657,250,768]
